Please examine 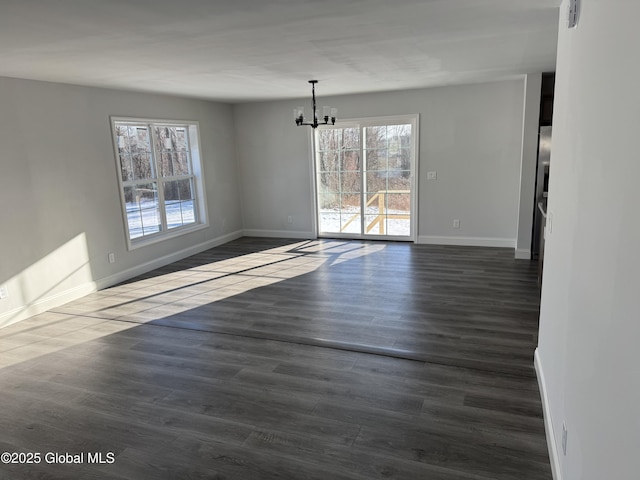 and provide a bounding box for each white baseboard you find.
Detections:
[417,235,516,248]
[0,230,243,329]
[535,348,562,480]
[515,248,532,259]
[243,229,315,239]
[0,282,99,329]
[95,230,243,290]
